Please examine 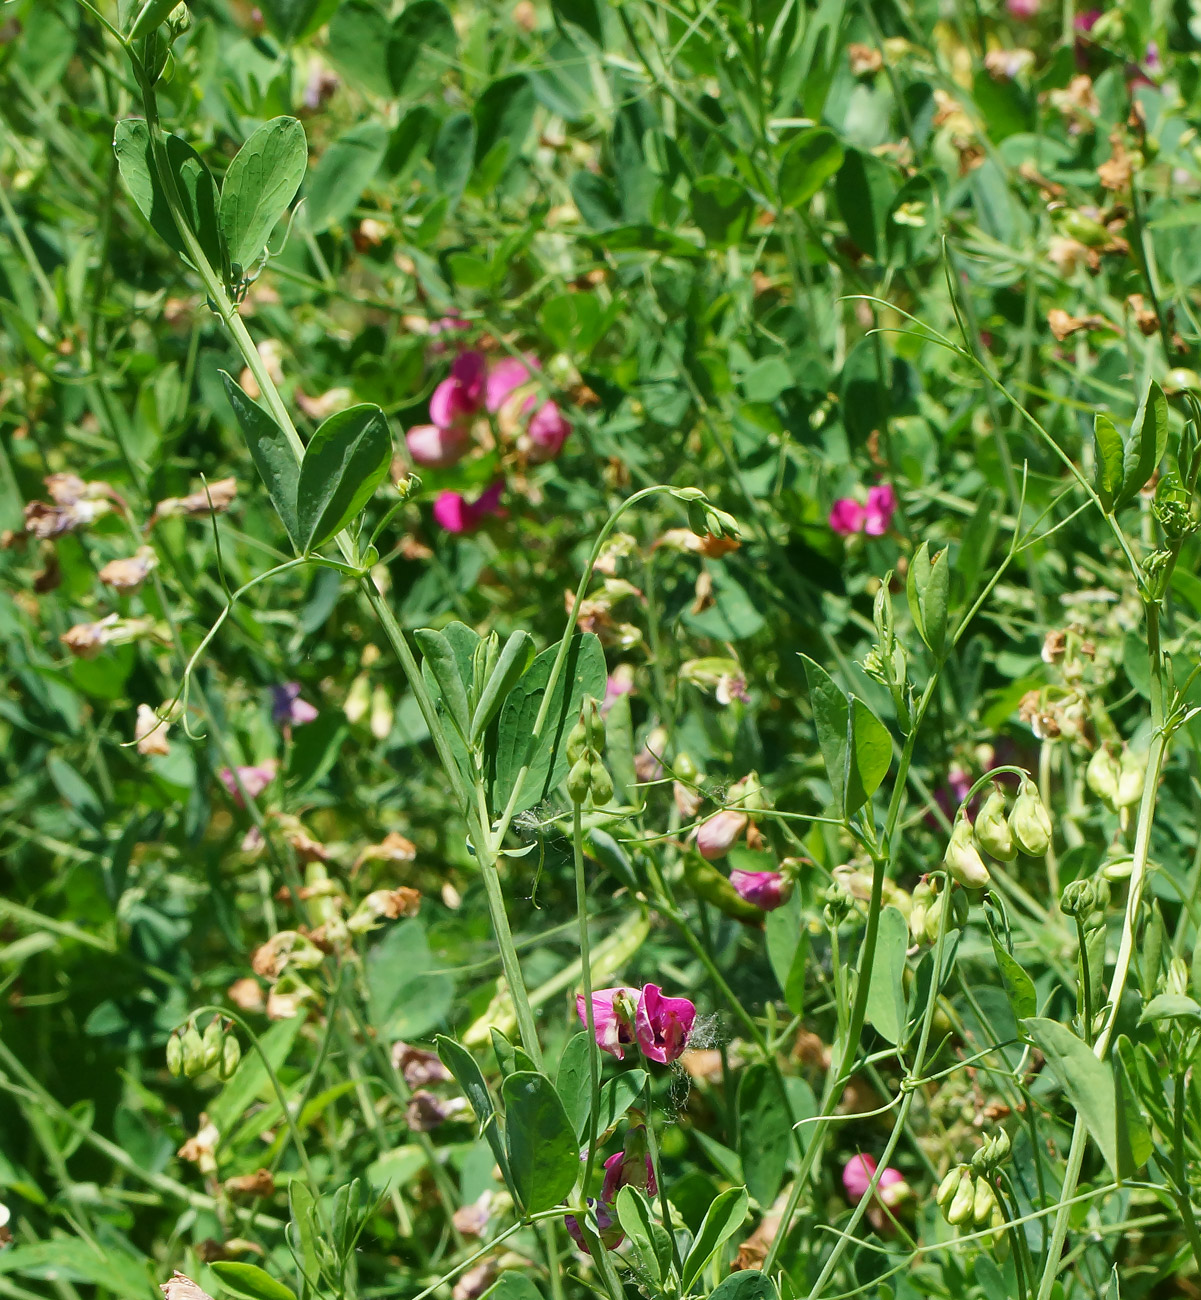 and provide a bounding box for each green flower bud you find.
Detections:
[1060,879,1096,918]
[589,760,613,806]
[1164,367,1201,396]
[971,1129,1011,1173]
[566,756,592,804]
[674,752,699,782]
[935,1166,963,1210]
[1102,852,1133,881]
[1009,778,1052,857]
[972,1176,998,1226]
[181,1024,206,1078]
[1115,747,1145,809]
[566,718,589,766]
[945,812,990,888]
[974,787,1016,861]
[1167,955,1190,999]
[947,1168,976,1225]
[219,1031,242,1080]
[1086,746,1120,810]
[166,1031,183,1078]
[201,1016,223,1071]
